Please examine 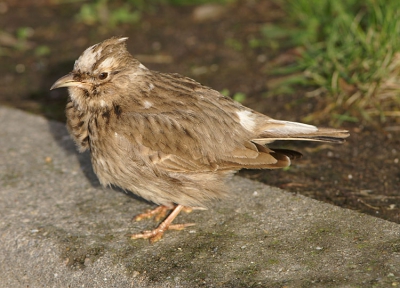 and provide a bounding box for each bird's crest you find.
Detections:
[74,37,129,72]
